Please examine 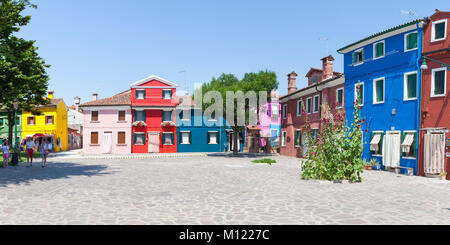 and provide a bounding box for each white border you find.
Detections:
[431,67,447,97]
[404,31,418,52]
[313,95,320,113]
[352,48,364,66]
[207,131,219,145]
[403,71,418,101]
[282,104,287,119]
[431,19,447,42]
[281,131,287,147]
[297,99,303,116]
[373,40,385,60]
[180,131,191,144]
[306,97,312,114]
[294,129,302,147]
[354,82,364,106]
[373,77,385,104]
[336,88,344,108]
